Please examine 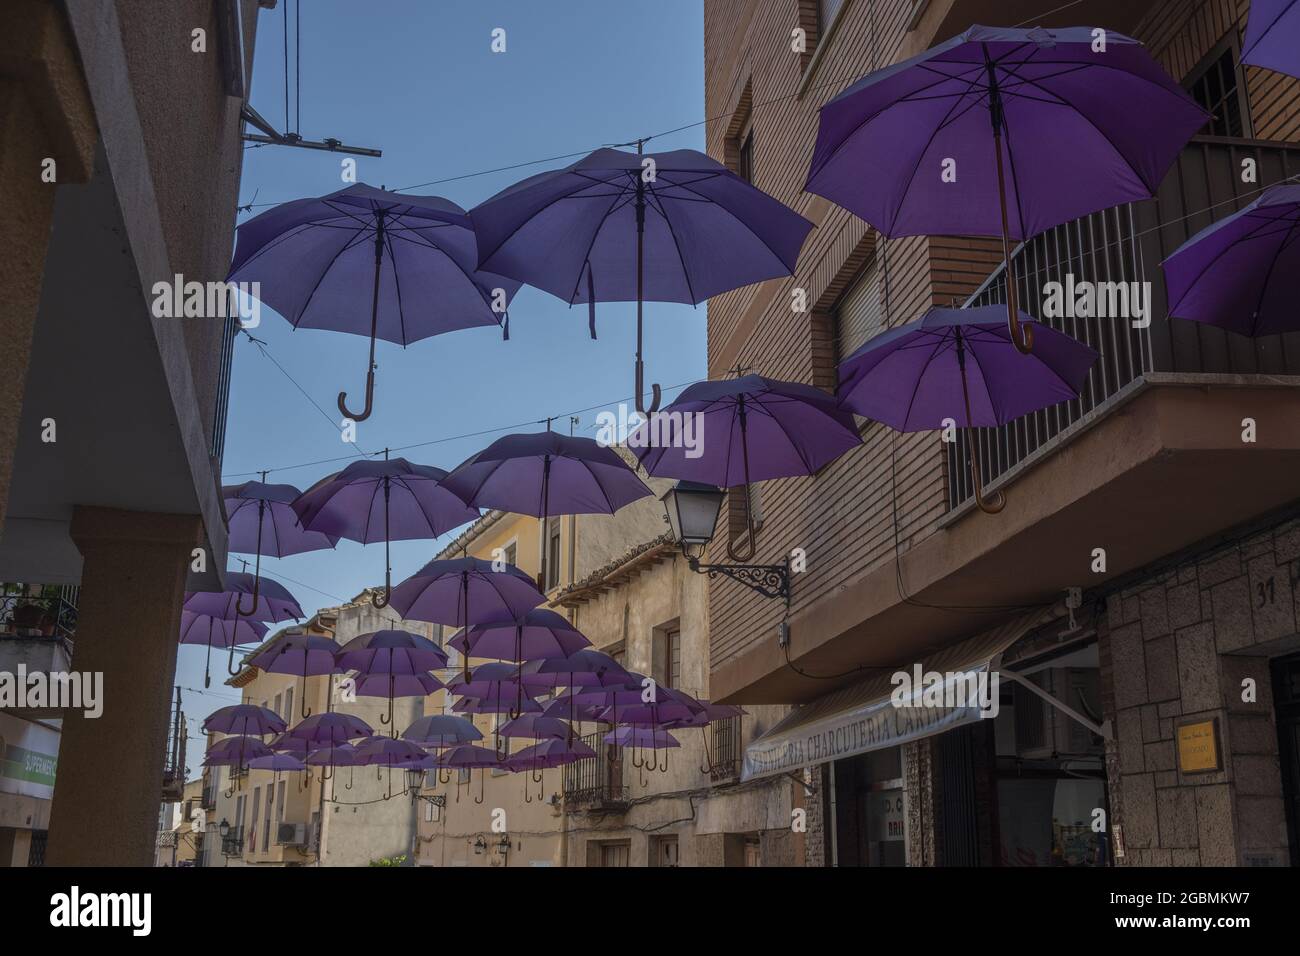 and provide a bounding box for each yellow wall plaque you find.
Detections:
[1176,718,1221,774]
